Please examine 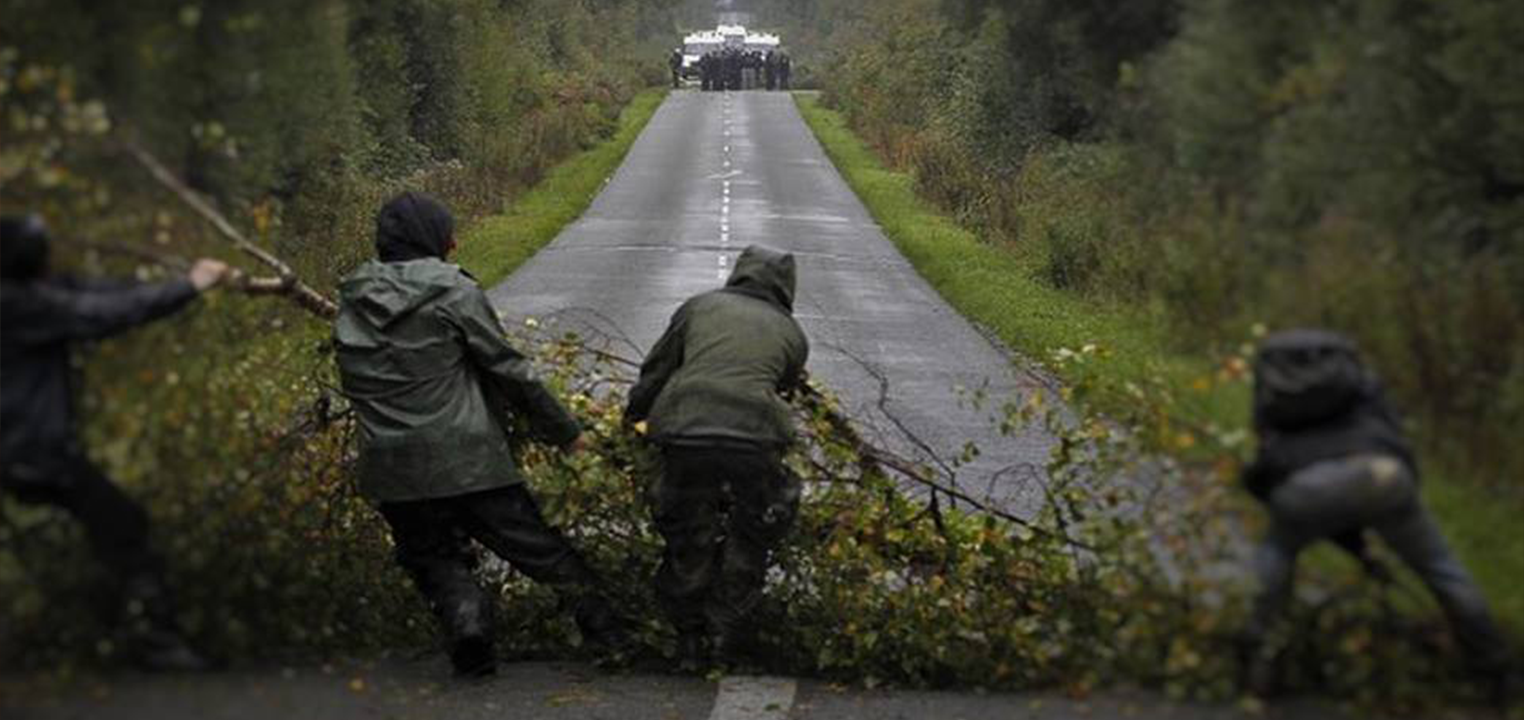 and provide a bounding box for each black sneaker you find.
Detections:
[126,628,215,673]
